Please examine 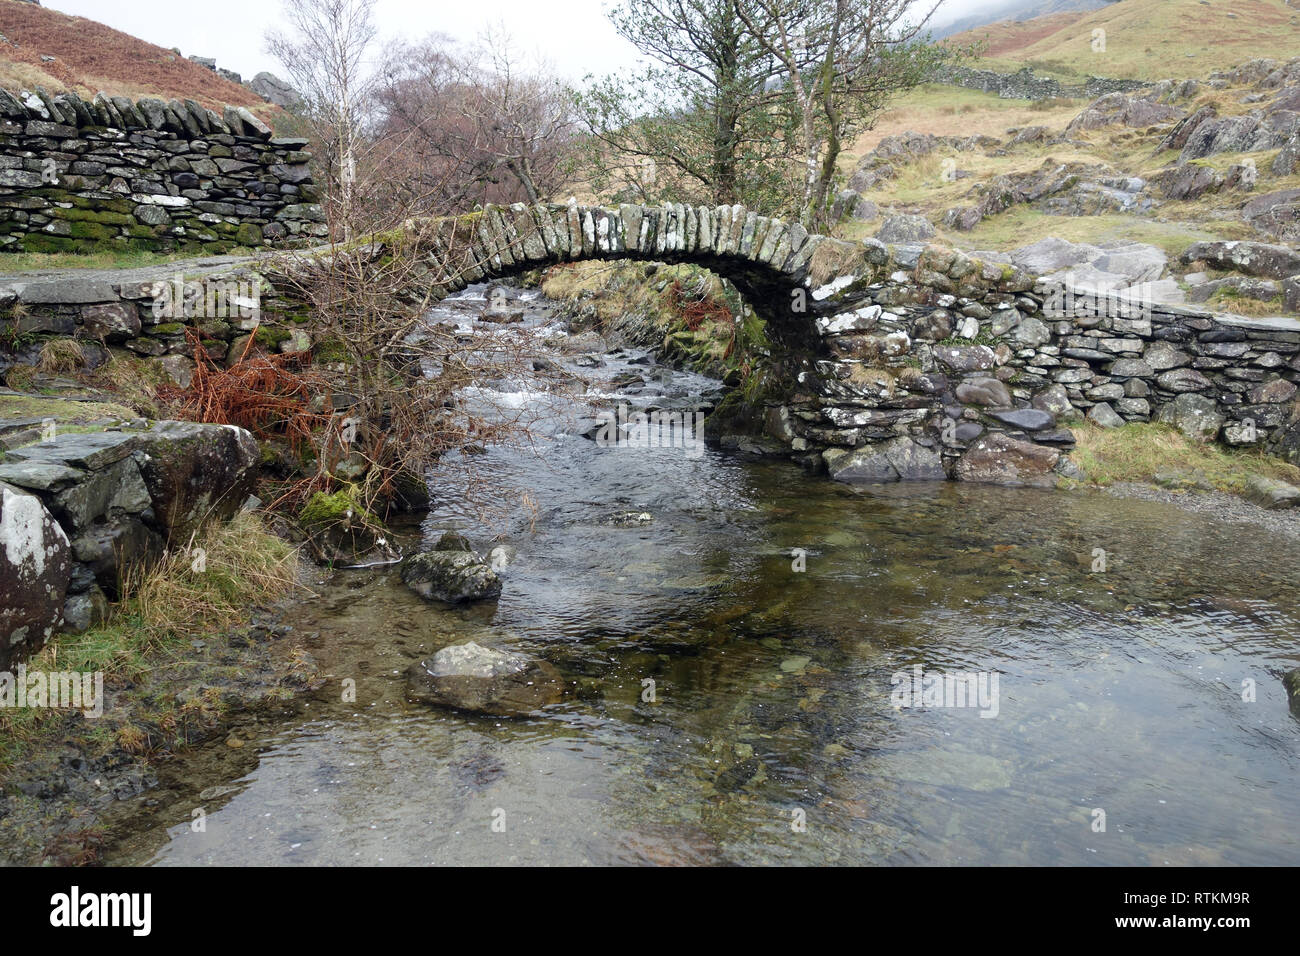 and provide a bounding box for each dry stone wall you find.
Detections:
[0,87,324,255]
